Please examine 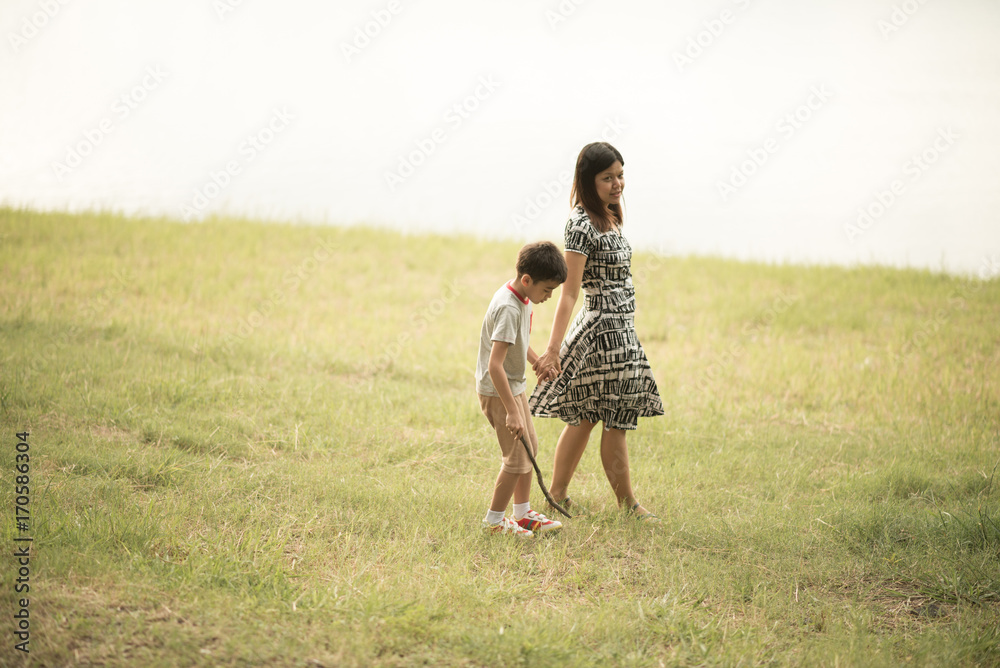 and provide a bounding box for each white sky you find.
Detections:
[2,0,998,272]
